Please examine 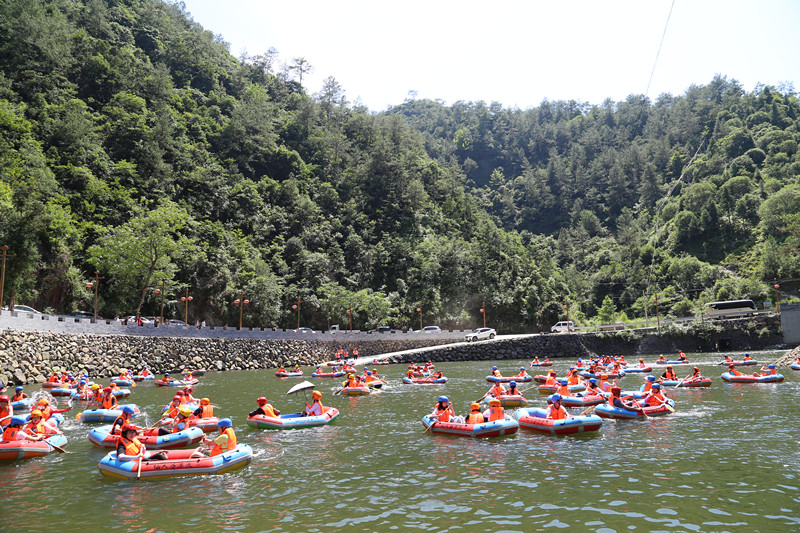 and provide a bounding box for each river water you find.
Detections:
[2,351,798,532]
